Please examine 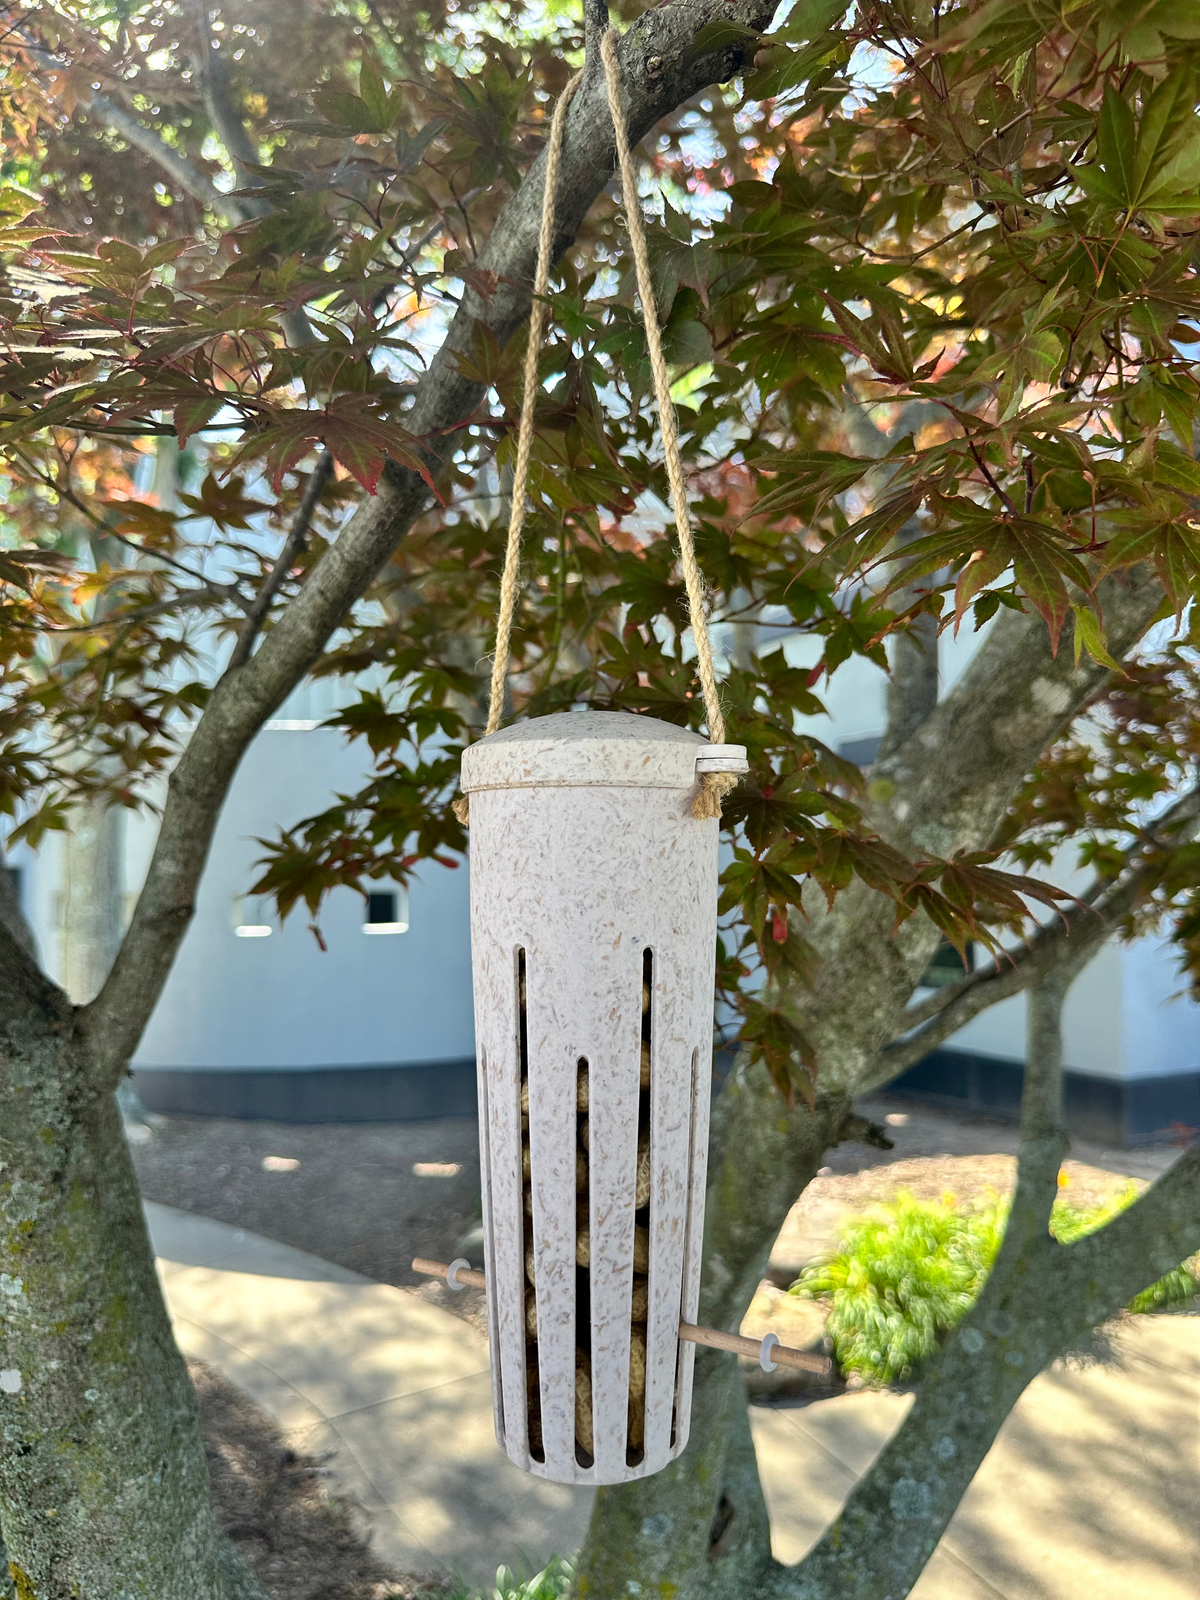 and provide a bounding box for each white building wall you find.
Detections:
[23,725,475,1071]
[1120,934,1200,1080]
[11,622,1200,1089]
[949,941,1128,1079]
